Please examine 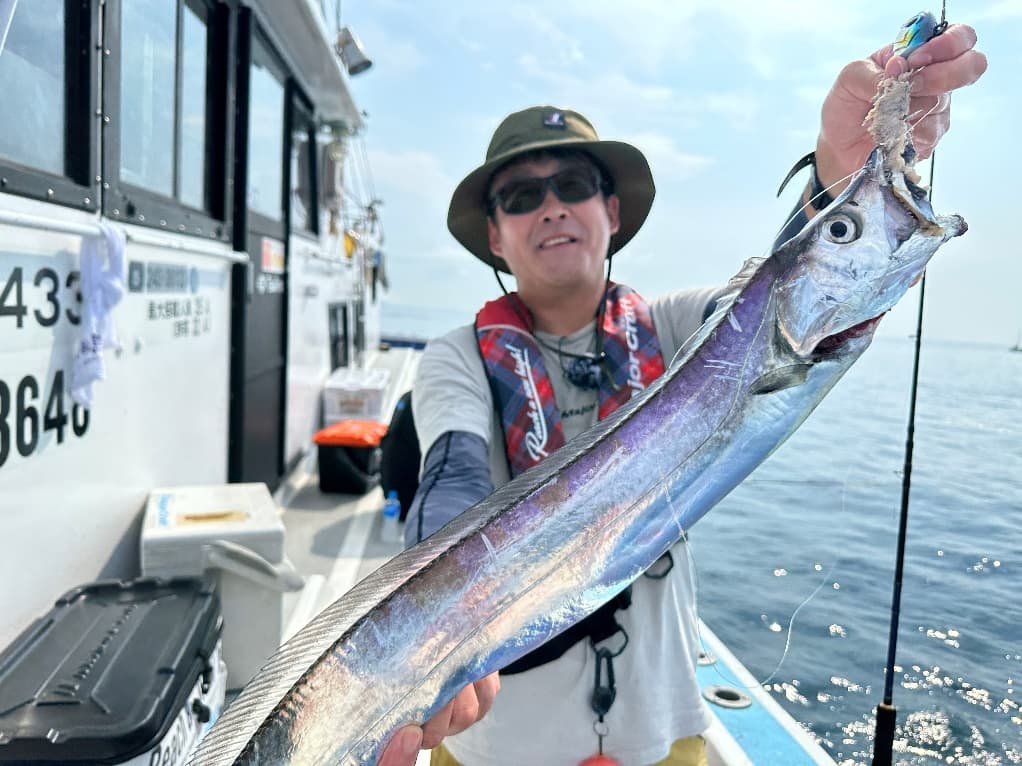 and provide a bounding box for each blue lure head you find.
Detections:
[893,10,947,57]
